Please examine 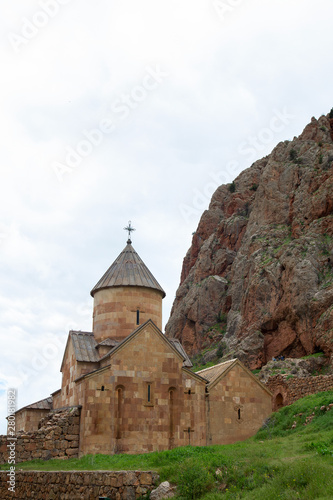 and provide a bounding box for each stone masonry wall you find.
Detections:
[76,323,207,456]
[0,407,80,465]
[14,408,50,433]
[93,286,163,343]
[208,363,272,445]
[0,470,159,500]
[266,374,333,410]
